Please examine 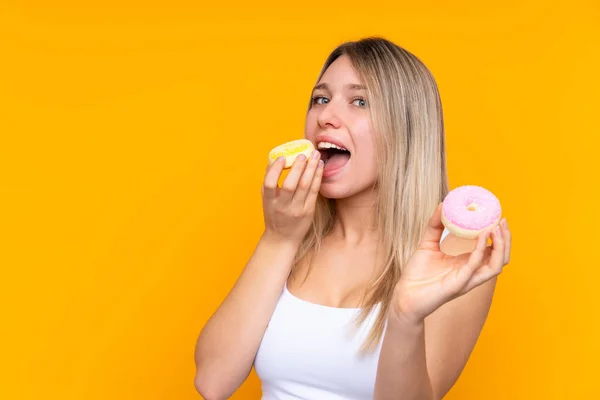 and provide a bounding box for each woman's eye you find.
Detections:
[312,96,329,105]
[353,98,367,107]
